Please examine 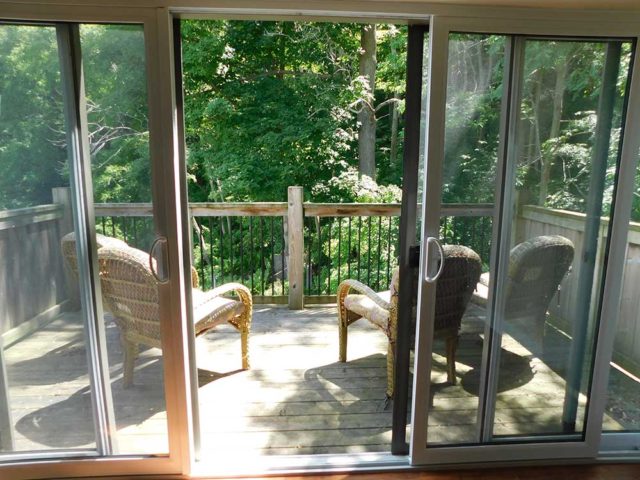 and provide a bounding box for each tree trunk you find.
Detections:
[389,39,399,169]
[390,97,399,167]
[539,59,568,205]
[526,69,543,206]
[358,24,377,180]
